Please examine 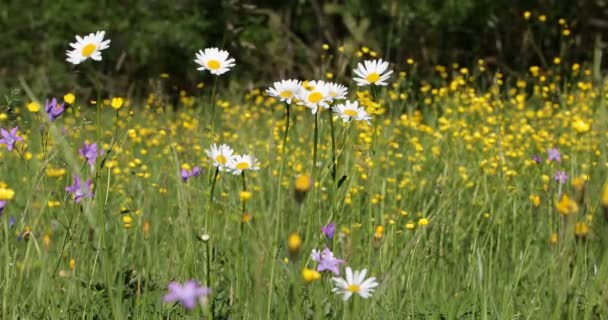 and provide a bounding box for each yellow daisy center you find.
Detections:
[347,284,361,293]
[279,90,293,99]
[215,155,227,165]
[308,92,323,104]
[344,109,358,117]
[81,43,97,57]
[207,60,221,70]
[366,72,380,83]
[236,162,249,170]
